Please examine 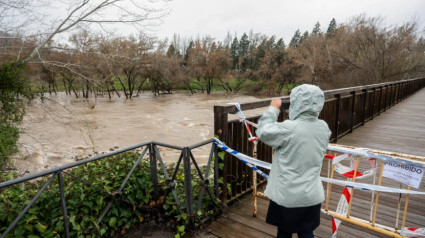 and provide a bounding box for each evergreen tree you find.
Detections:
[289,29,301,48]
[184,41,194,62]
[275,38,286,49]
[300,31,309,43]
[230,36,239,69]
[312,21,322,35]
[327,18,337,34]
[239,33,250,57]
[239,33,251,71]
[166,44,180,57]
[266,36,276,50]
[275,38,286,66]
